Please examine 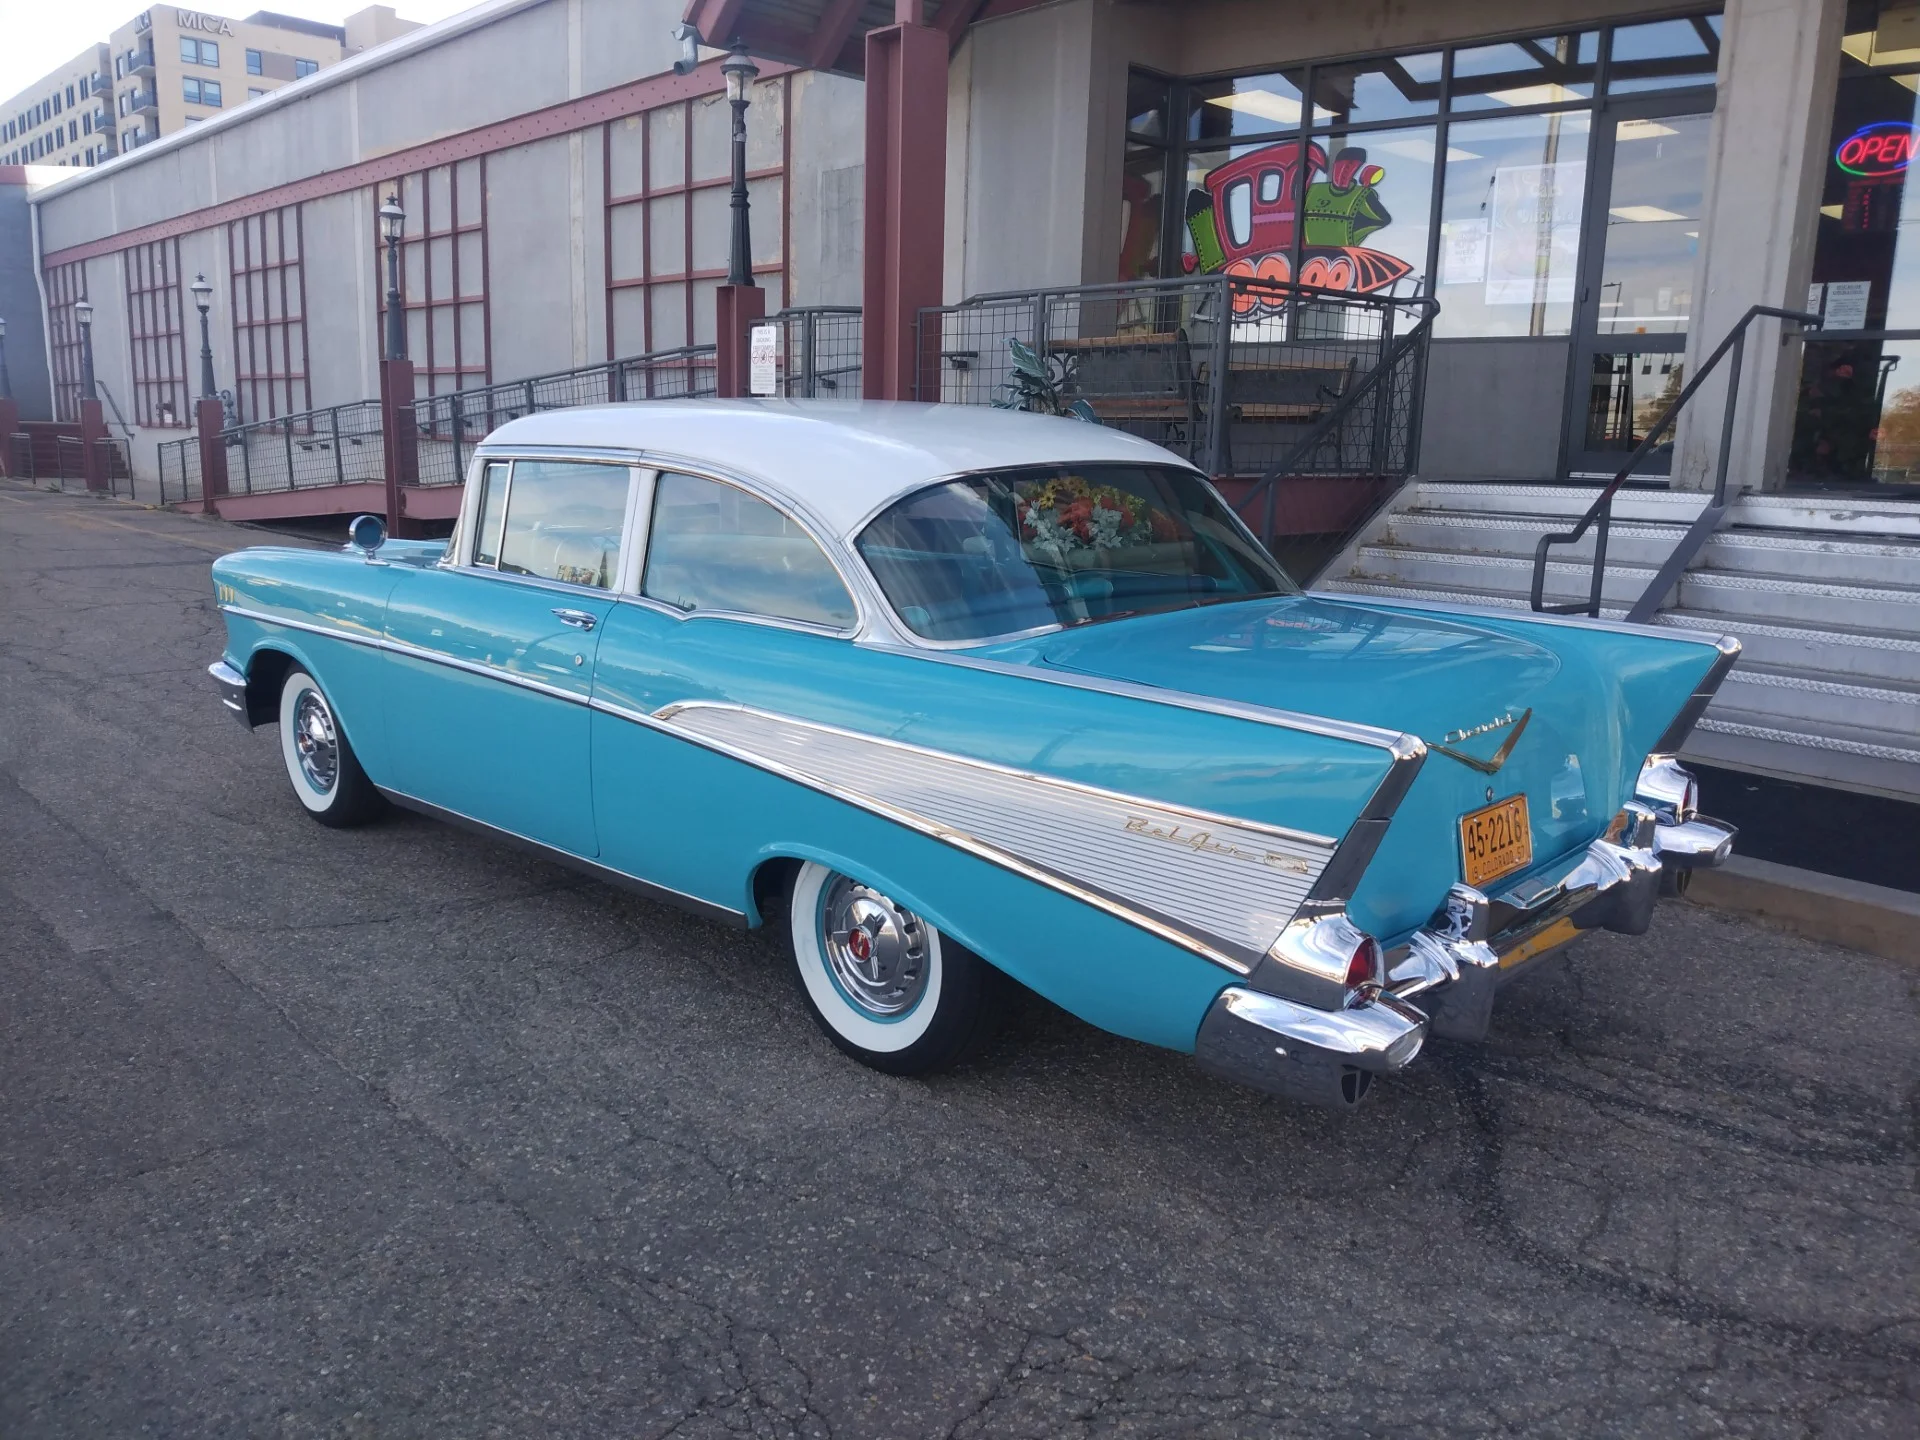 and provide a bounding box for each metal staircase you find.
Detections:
[1319,481,1920,801]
